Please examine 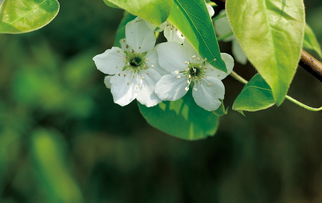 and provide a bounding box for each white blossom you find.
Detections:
[155,42,234,111]
[93,18,162,107]
[162,3,215,44]
[214,10,247,64]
